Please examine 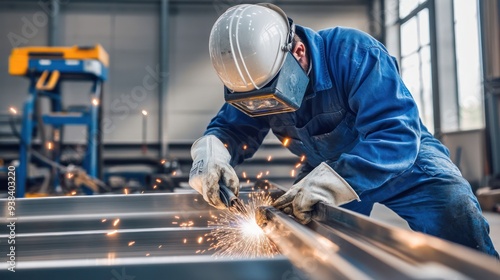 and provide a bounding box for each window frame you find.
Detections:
[397,0,441,135]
